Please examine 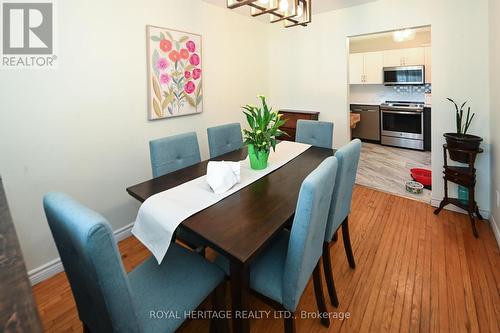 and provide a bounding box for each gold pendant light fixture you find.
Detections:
[226,0,311,28]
